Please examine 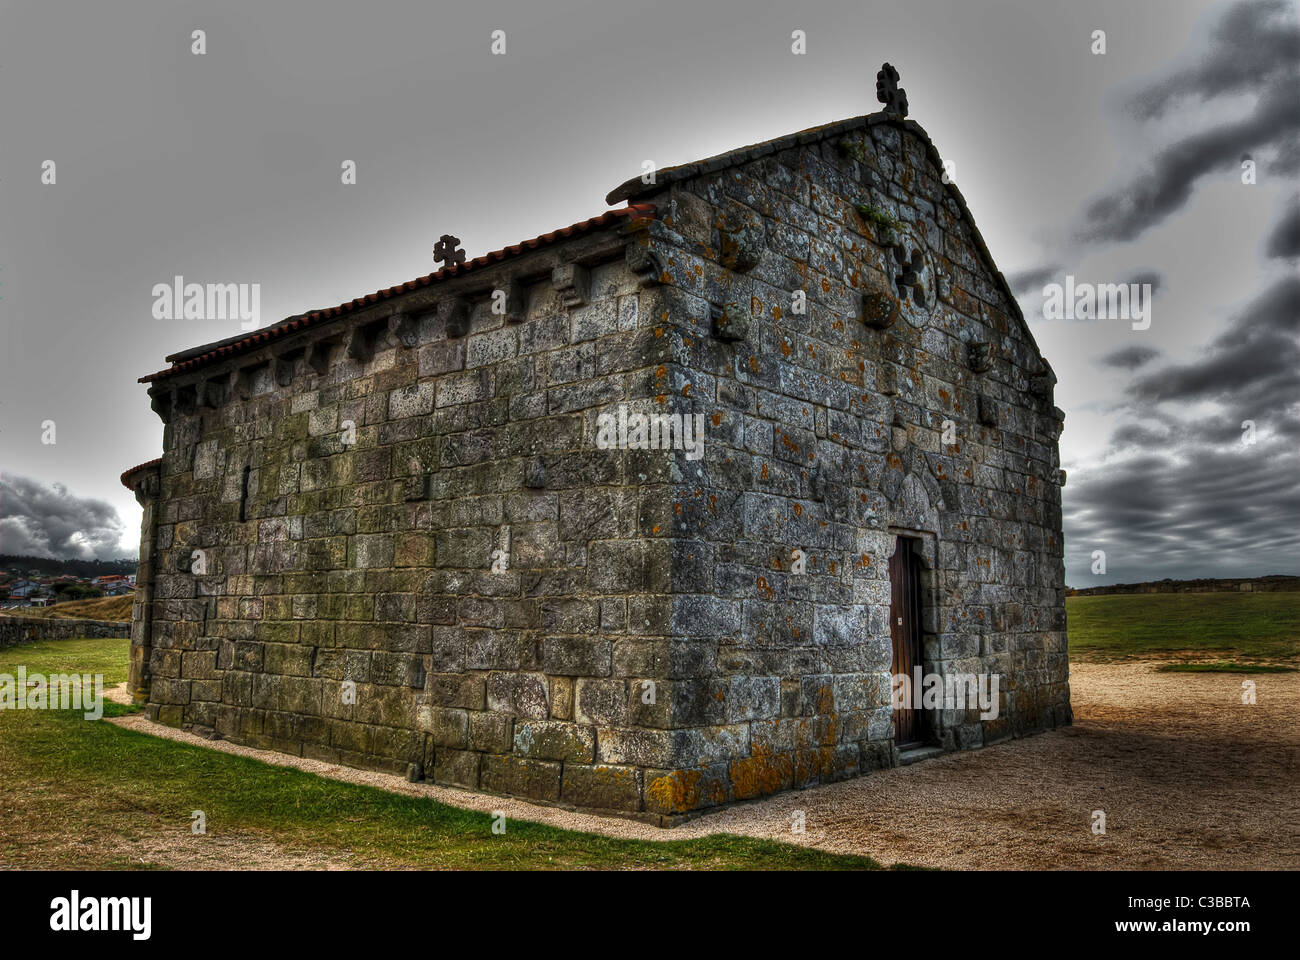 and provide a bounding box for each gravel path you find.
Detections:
[107,662,1300,869]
